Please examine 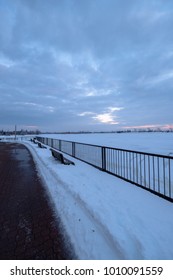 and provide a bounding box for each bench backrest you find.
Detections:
[51,149,64,163]
[50,148,74,165]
